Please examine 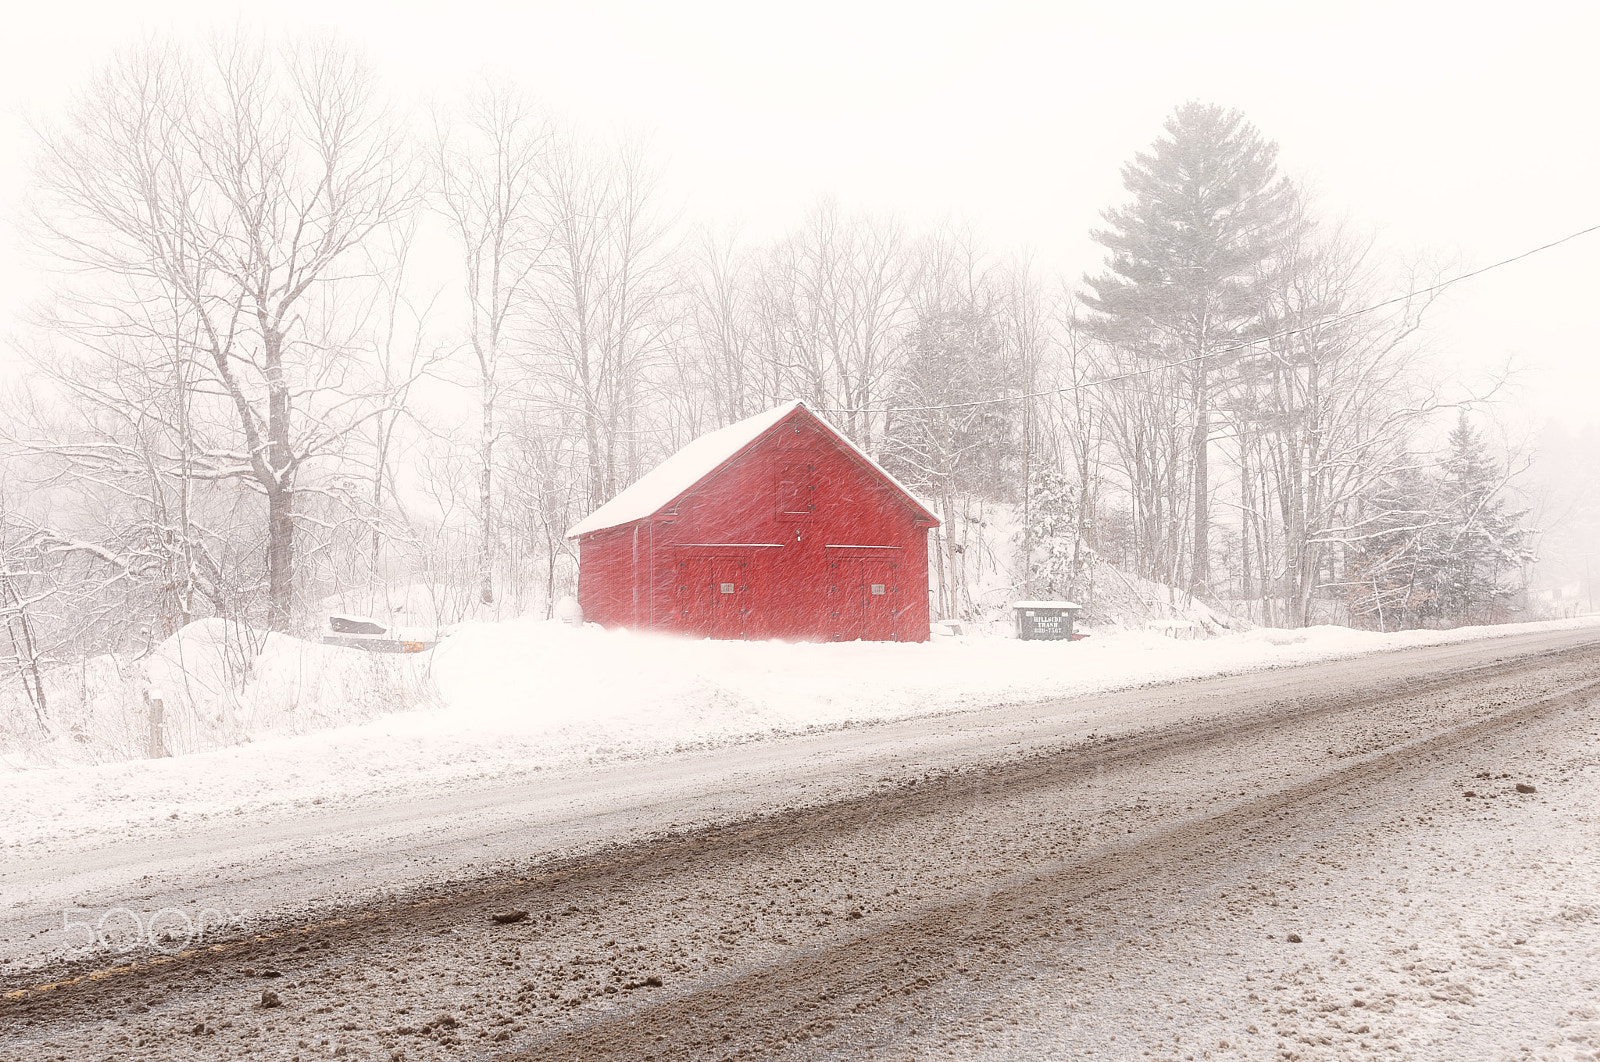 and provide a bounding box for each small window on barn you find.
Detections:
[776,461,816,521]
